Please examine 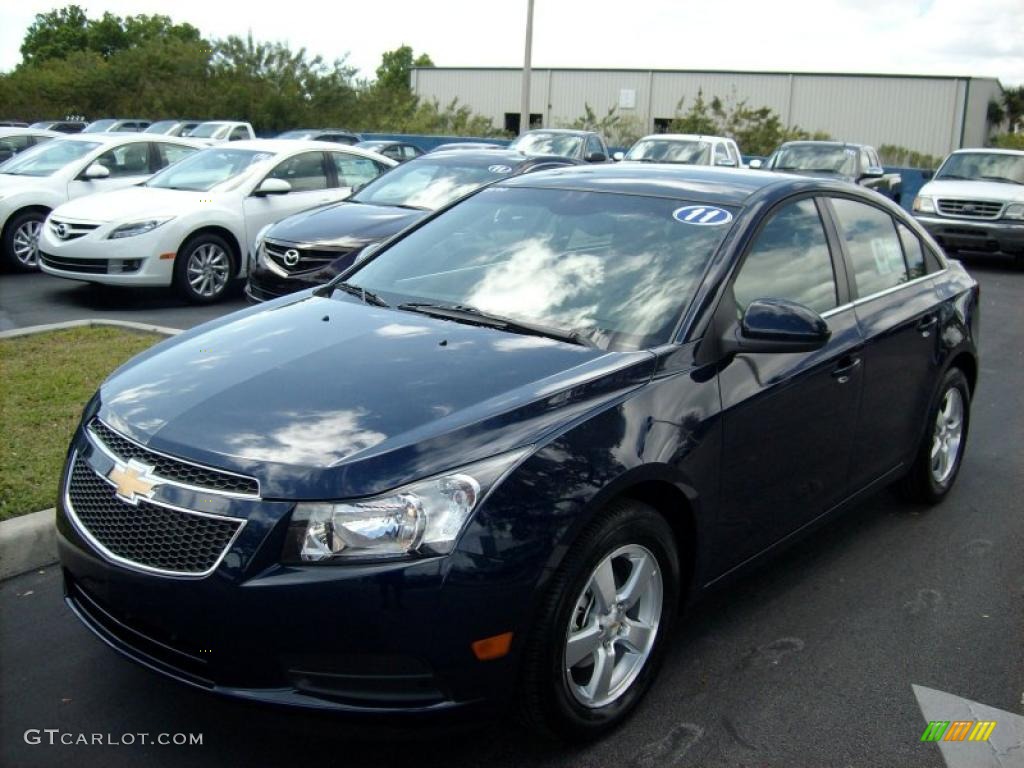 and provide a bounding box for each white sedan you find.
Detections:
[39,140,395,303]
[0,133,203,271]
